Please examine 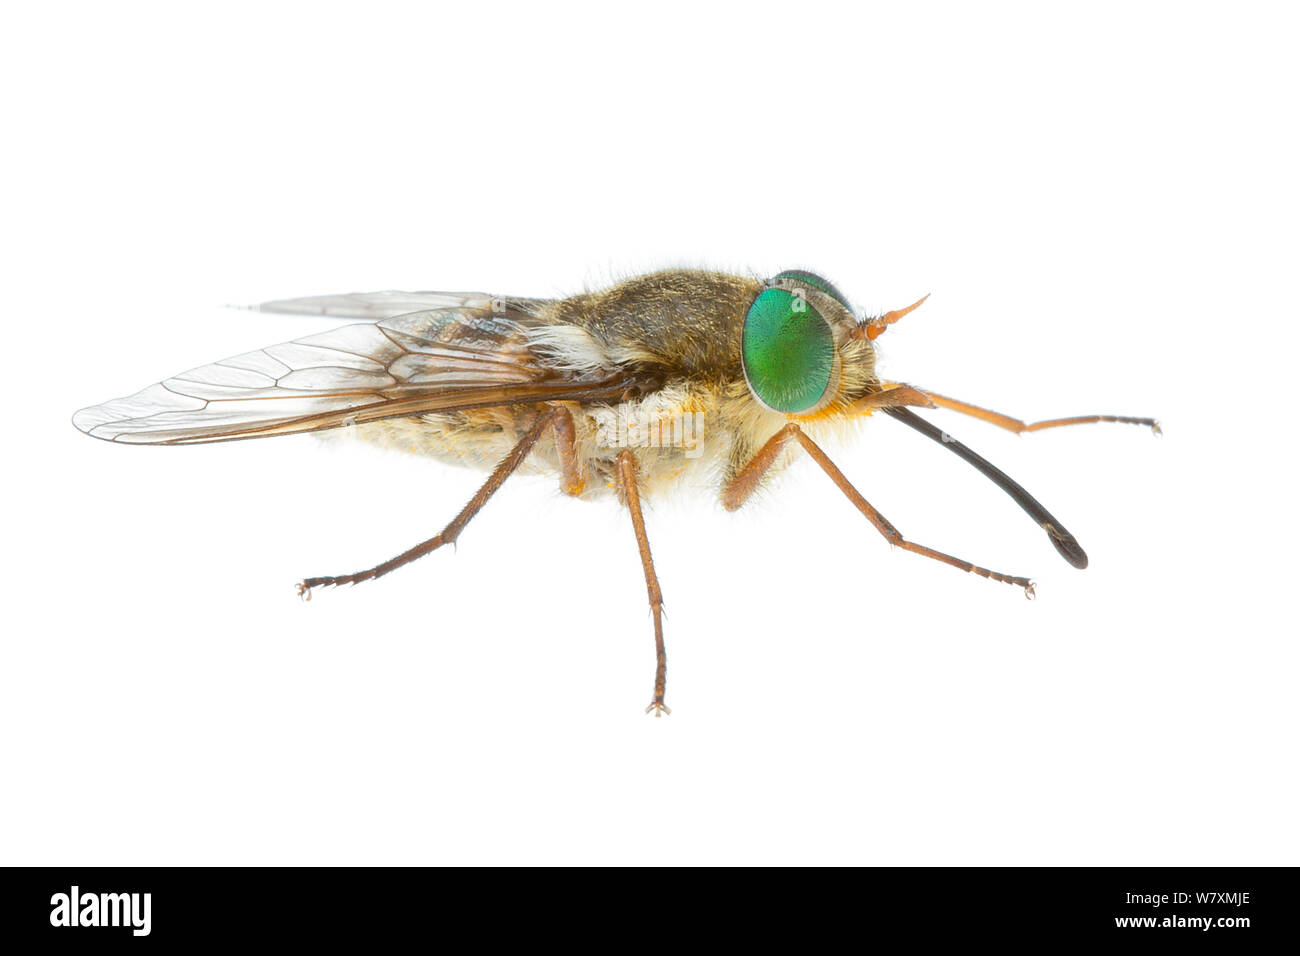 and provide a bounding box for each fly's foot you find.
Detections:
[298,575,346,600]
[645,701,672,718]
[1023,581,1037,601]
